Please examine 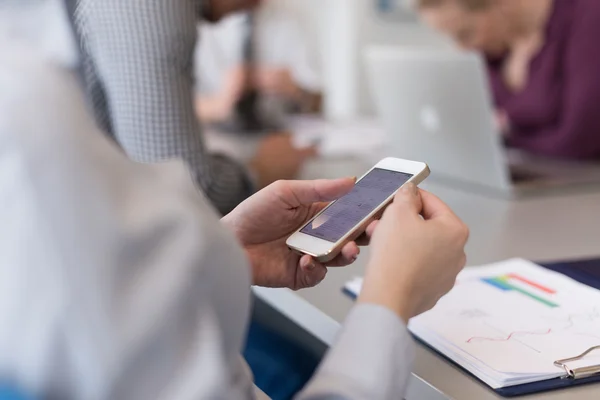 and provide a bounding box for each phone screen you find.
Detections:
[300,168,413,243]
